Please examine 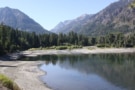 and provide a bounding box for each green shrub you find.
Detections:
[0,74,20,90]
[56,46,68,50]
[97,44,110,48]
